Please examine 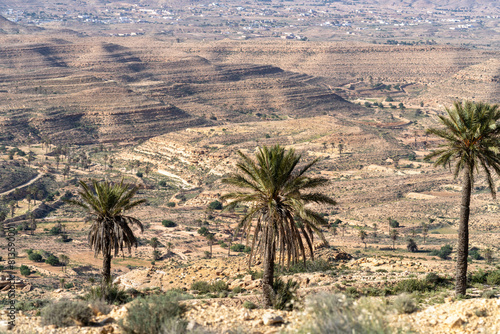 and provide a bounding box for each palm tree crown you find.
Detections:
[222,145,335,306]
[425,101,500,194]
[70,179,146,282]
[425,100,500,296]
